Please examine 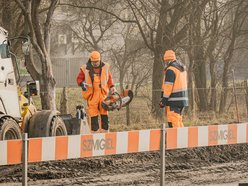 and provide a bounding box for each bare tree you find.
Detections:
[110,24,152,125]
[126,0,196,117]
[184,0,248,114]
[219,0,248,113]
[205,1,220,112]
[110,25,143,89]
[14,0,59,110]
[59,0,124,53]
[204,0,227,112]
[185,0,213,112]
[129,54,152,96]
[185,0,248,114]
